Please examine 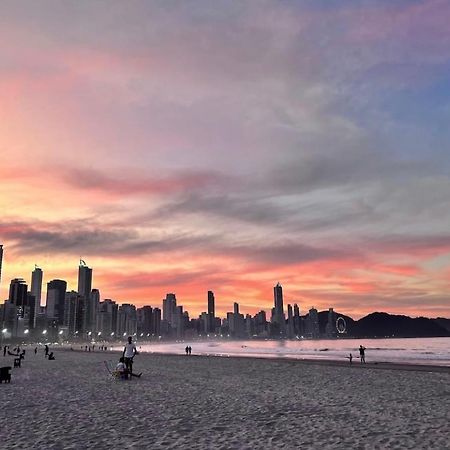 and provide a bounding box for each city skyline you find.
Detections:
[0,252,318,320]
[1,1,450,318]
[0,251,447,323]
